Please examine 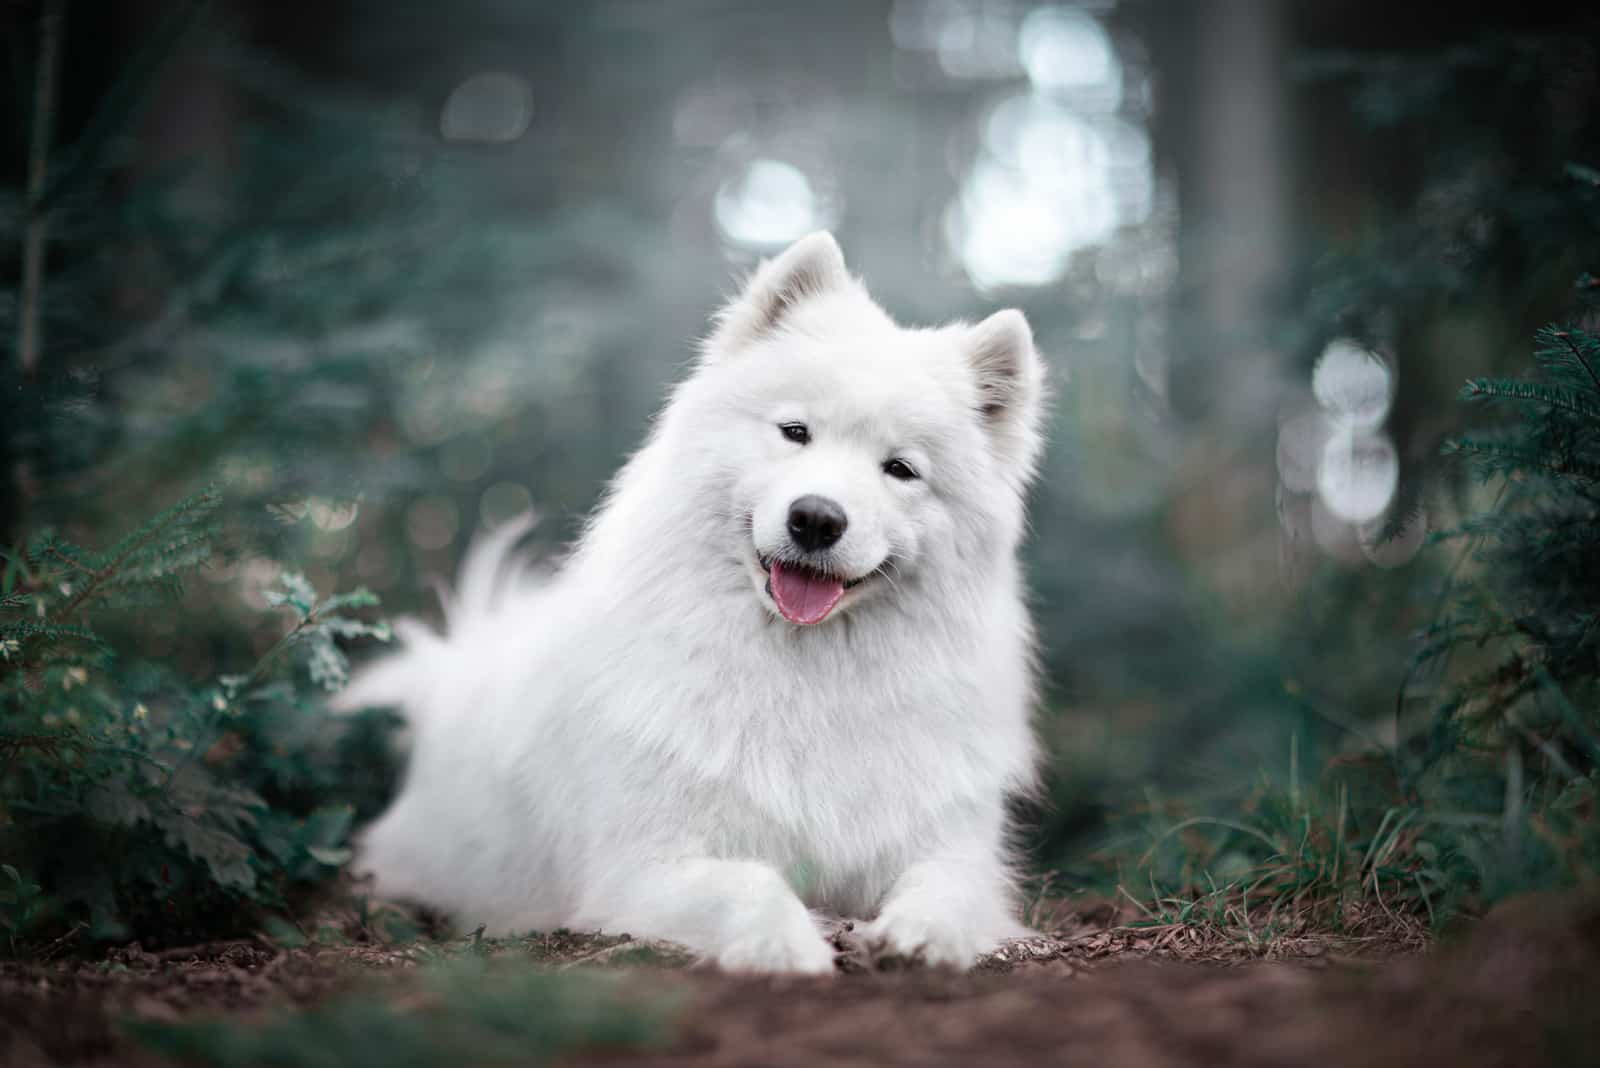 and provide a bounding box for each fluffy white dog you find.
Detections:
[337,232,1047,973]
